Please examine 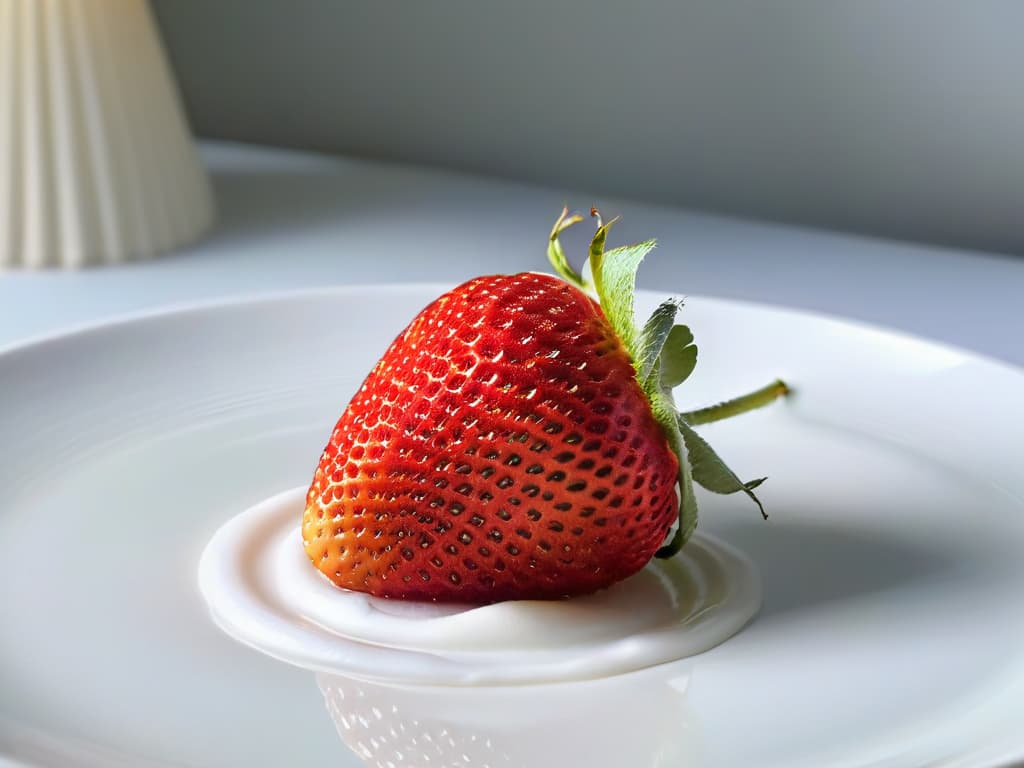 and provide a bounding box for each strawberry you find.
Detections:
[303,208,787,602]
